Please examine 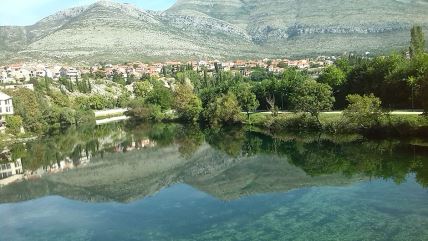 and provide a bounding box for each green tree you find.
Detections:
[204,92,242,125]
[6,115,23,135]
[59,108,76,127]
[234,83,259,119]
[410,25,426,58]
[133,81,153,99]
[290,79,334,122]
[75,110,95,126]
[117,92,131,108]
[318,65,346,89]
[174,84,203,123]
[146,82,173,111]
[5,88,46,133]
[343,94,384,128]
